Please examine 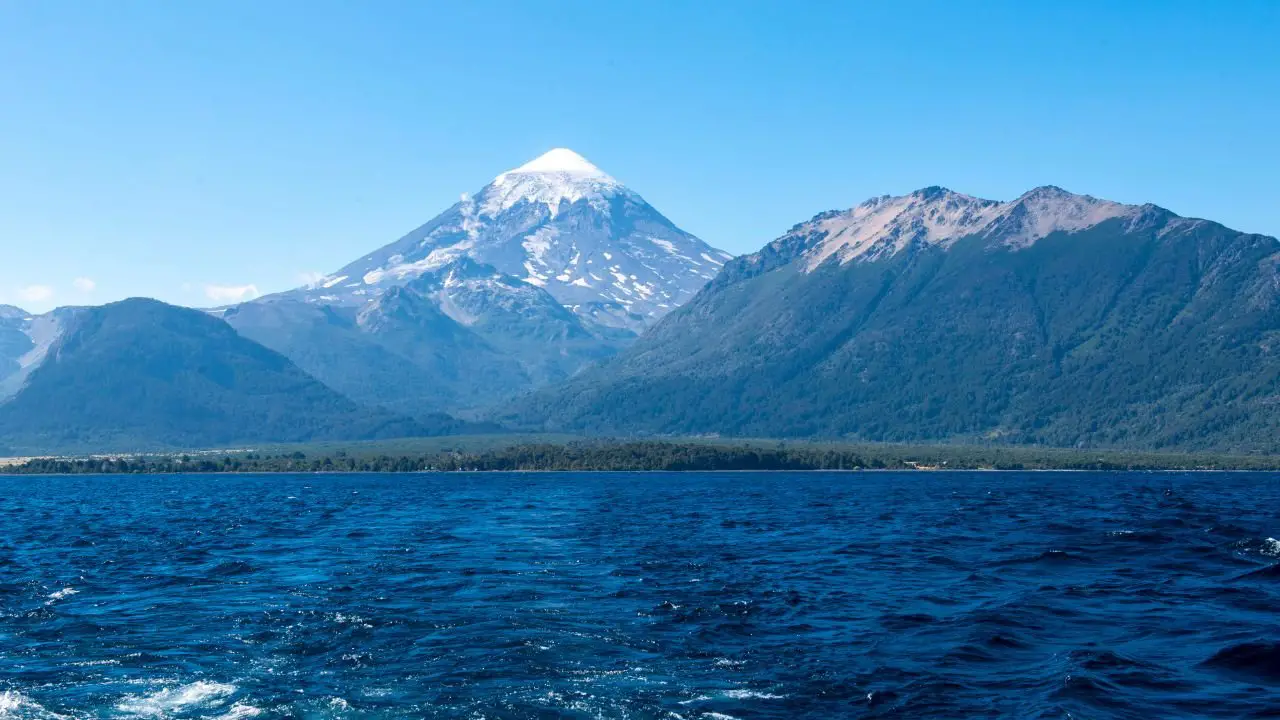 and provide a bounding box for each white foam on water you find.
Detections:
[0,691,73,719]
[214,703,262,720]
[45,587,78,604]
[721,690,785,700]
[360,688,393,698]
[1263,537,1280,557]
[327,612,372,629]
[115,681,236,717]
